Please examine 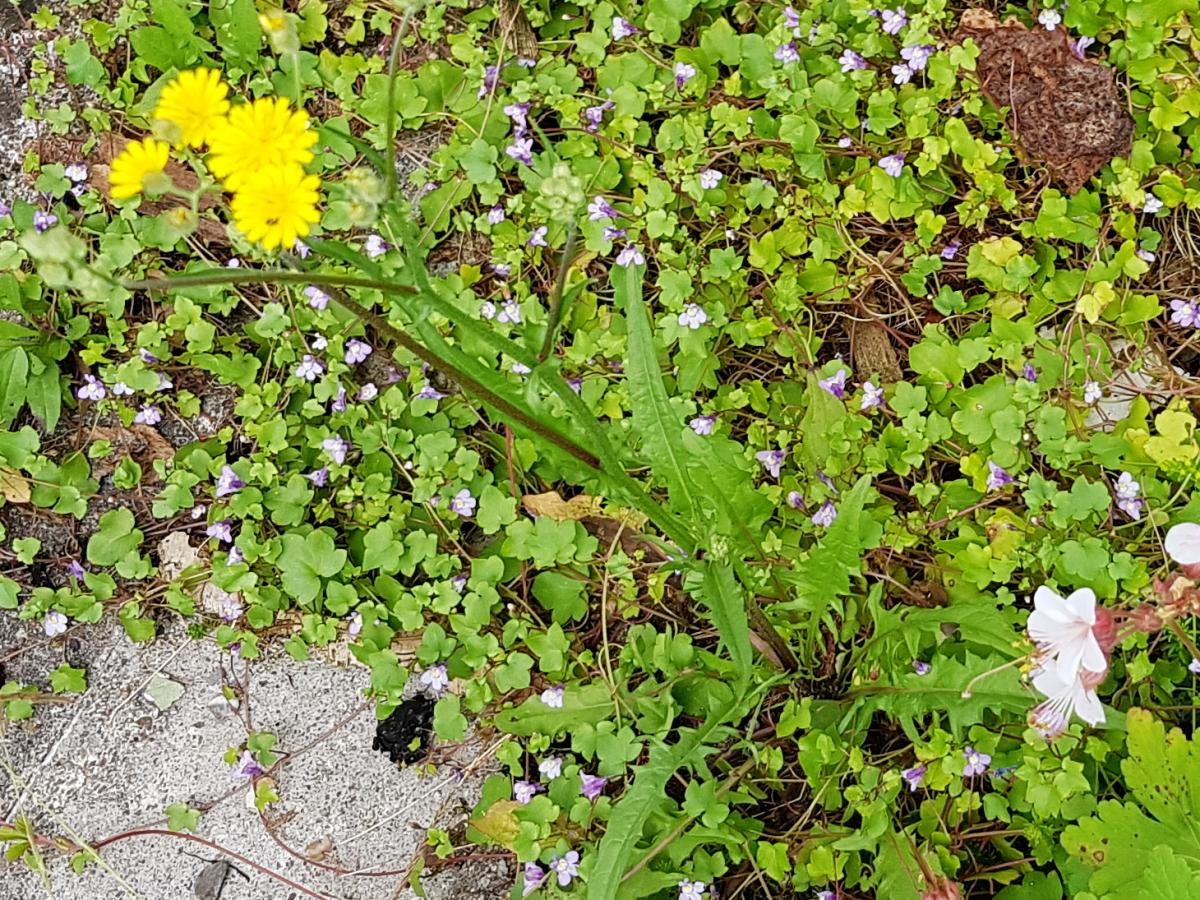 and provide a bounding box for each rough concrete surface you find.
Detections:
[0,613,509,899]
